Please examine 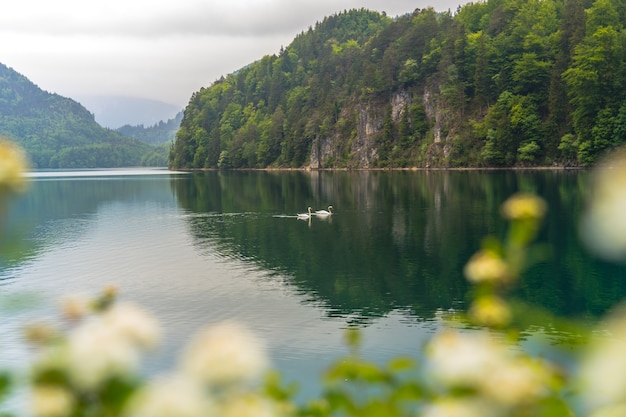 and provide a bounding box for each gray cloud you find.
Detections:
[0,0,461,37]
[0,0,467,106]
